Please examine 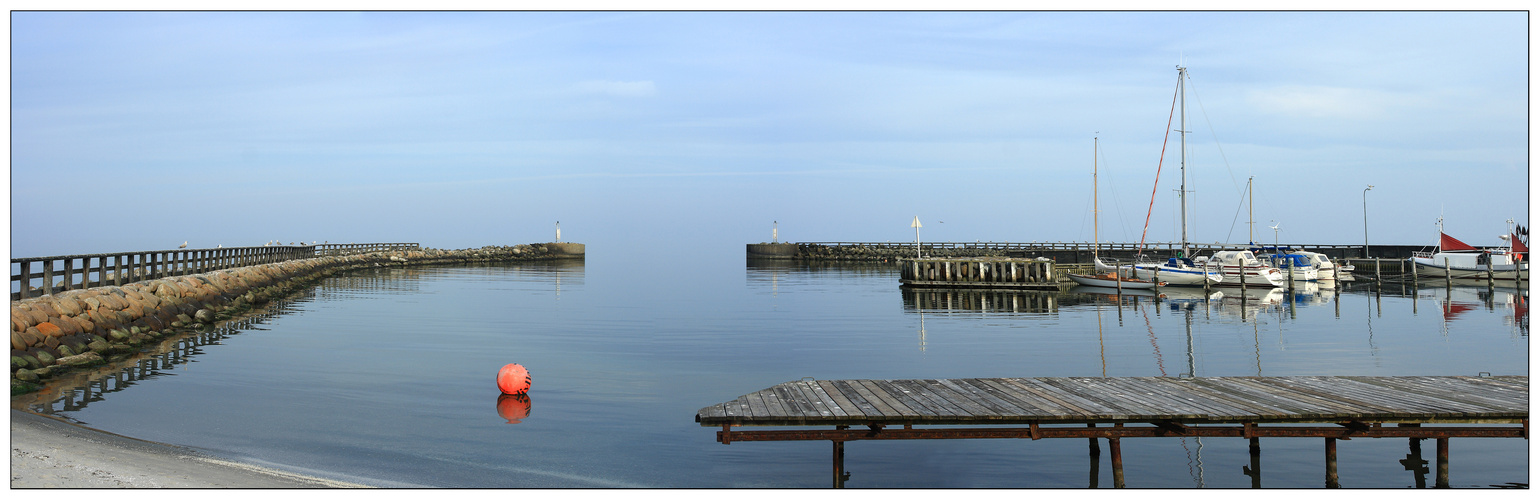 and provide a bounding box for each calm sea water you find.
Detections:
[21,248,1529,488]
